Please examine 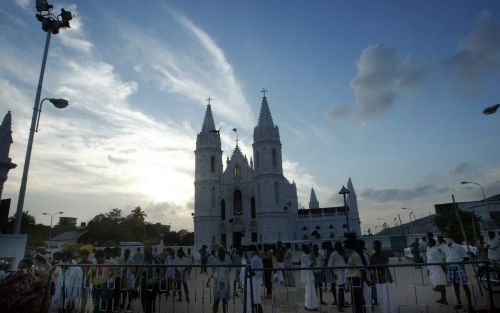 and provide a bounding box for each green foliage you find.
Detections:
[434,204,481,243]
[7,211,51,249]
[60,242,81,254]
